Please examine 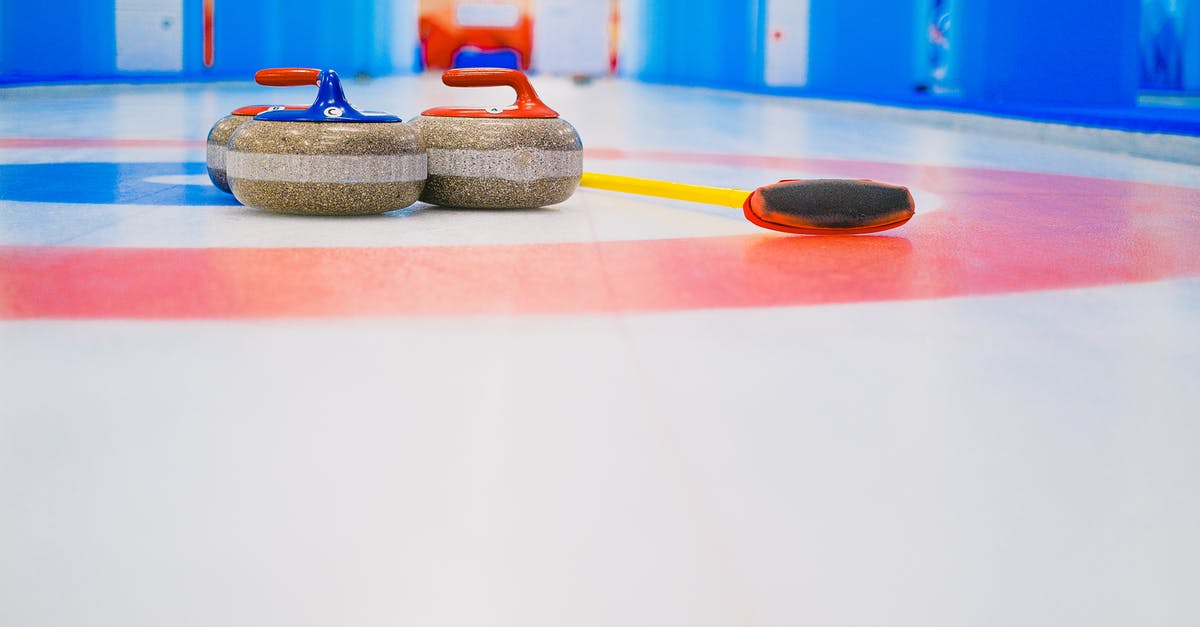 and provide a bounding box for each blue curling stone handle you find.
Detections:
[254,69,401,123]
